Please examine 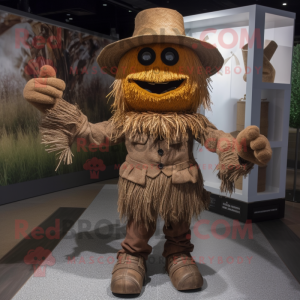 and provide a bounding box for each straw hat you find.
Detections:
[97,8,224,77]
